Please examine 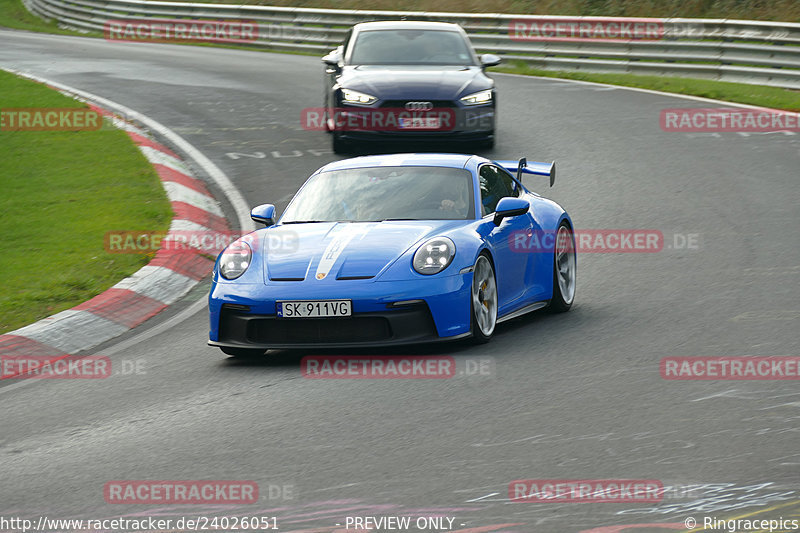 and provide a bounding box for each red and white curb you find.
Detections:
[0,97,230,363]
